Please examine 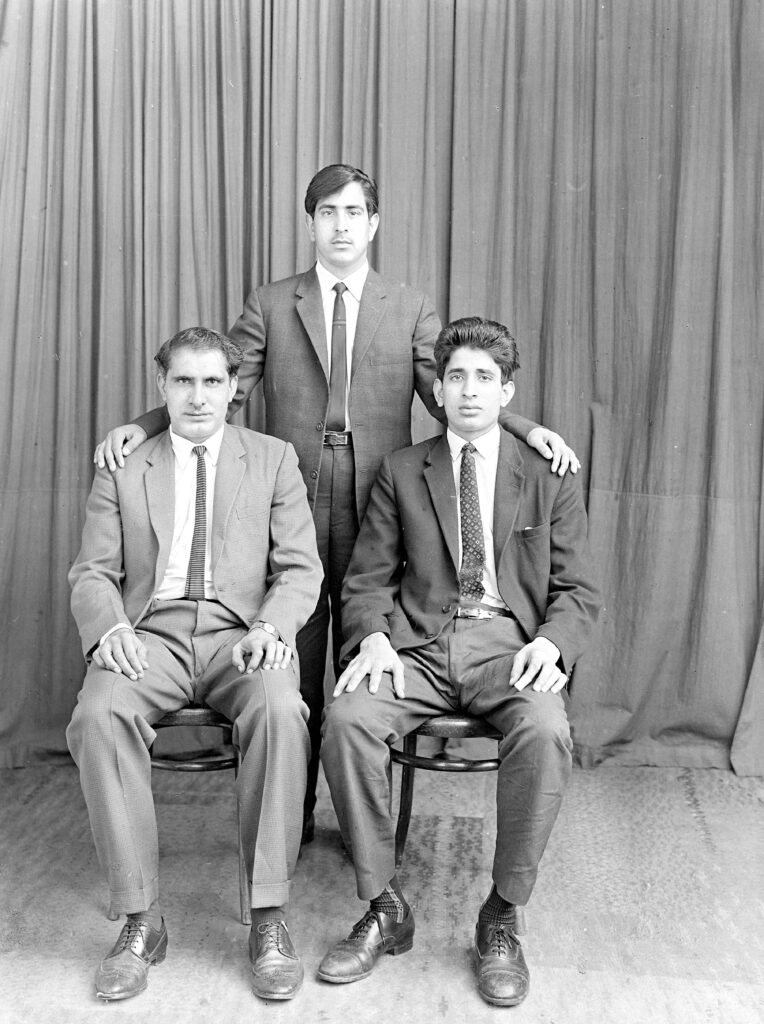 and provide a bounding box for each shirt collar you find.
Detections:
[169,424,225,468]
[315,259,369,304]
[446,424,501,462]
